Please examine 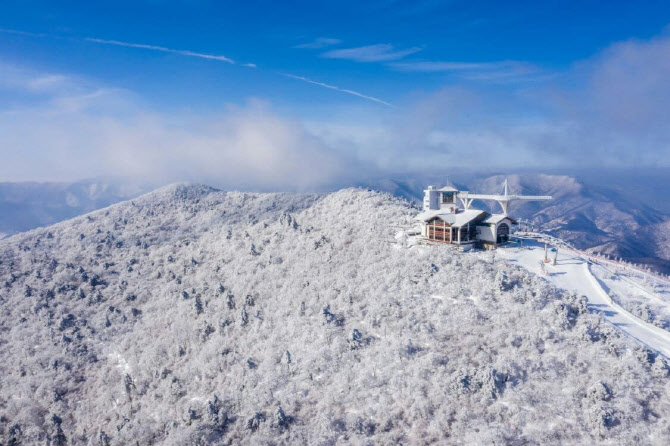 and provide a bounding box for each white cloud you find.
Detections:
[25,74,70,92]
[3,29,670,188]
[322,44,422,62]
[389,60,544,82]
[0,101,365,190]
[311,32,670,172]
[389,61,500,72]
[294,37,342,49]
[0,28,45,37]
[0,61,79,94]
[0,62,367,190]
